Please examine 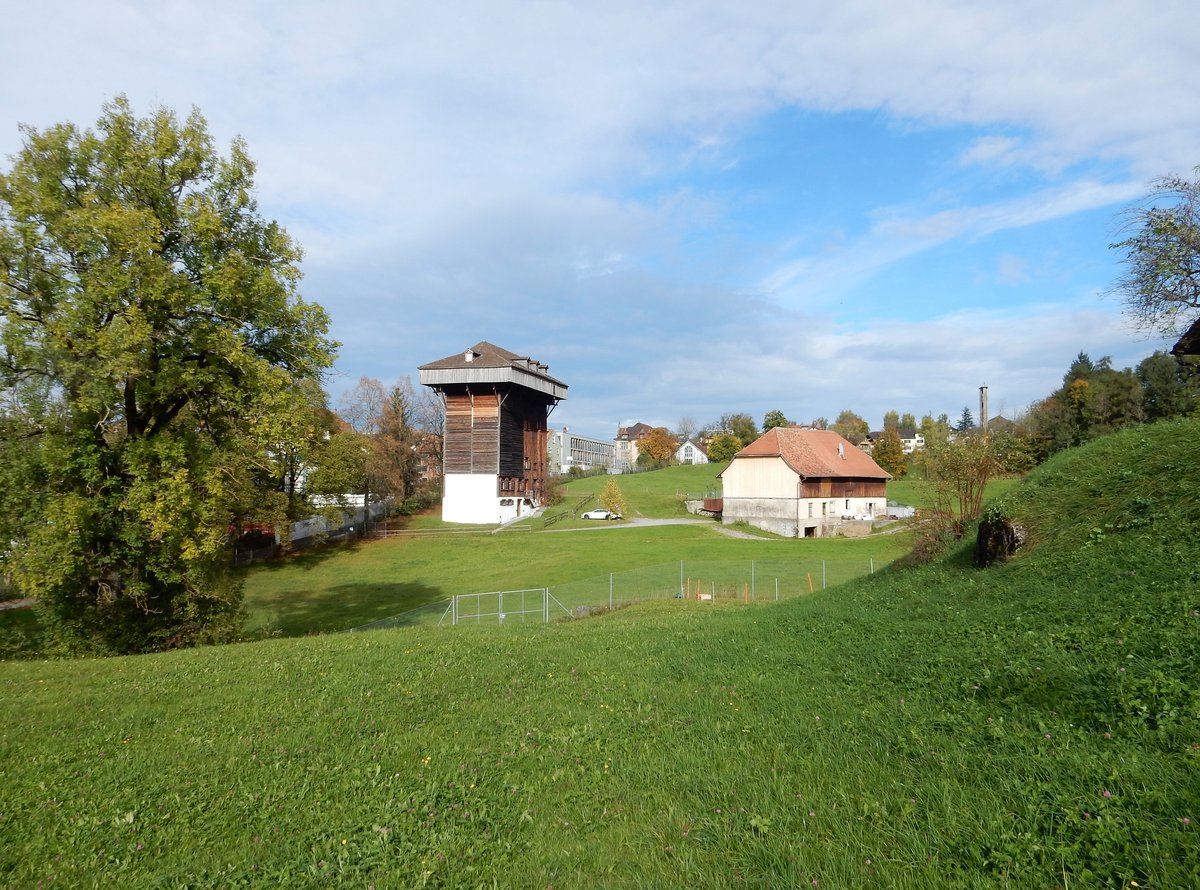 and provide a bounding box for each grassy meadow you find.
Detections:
[241,457,910,636]
[2,424,1198,886]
